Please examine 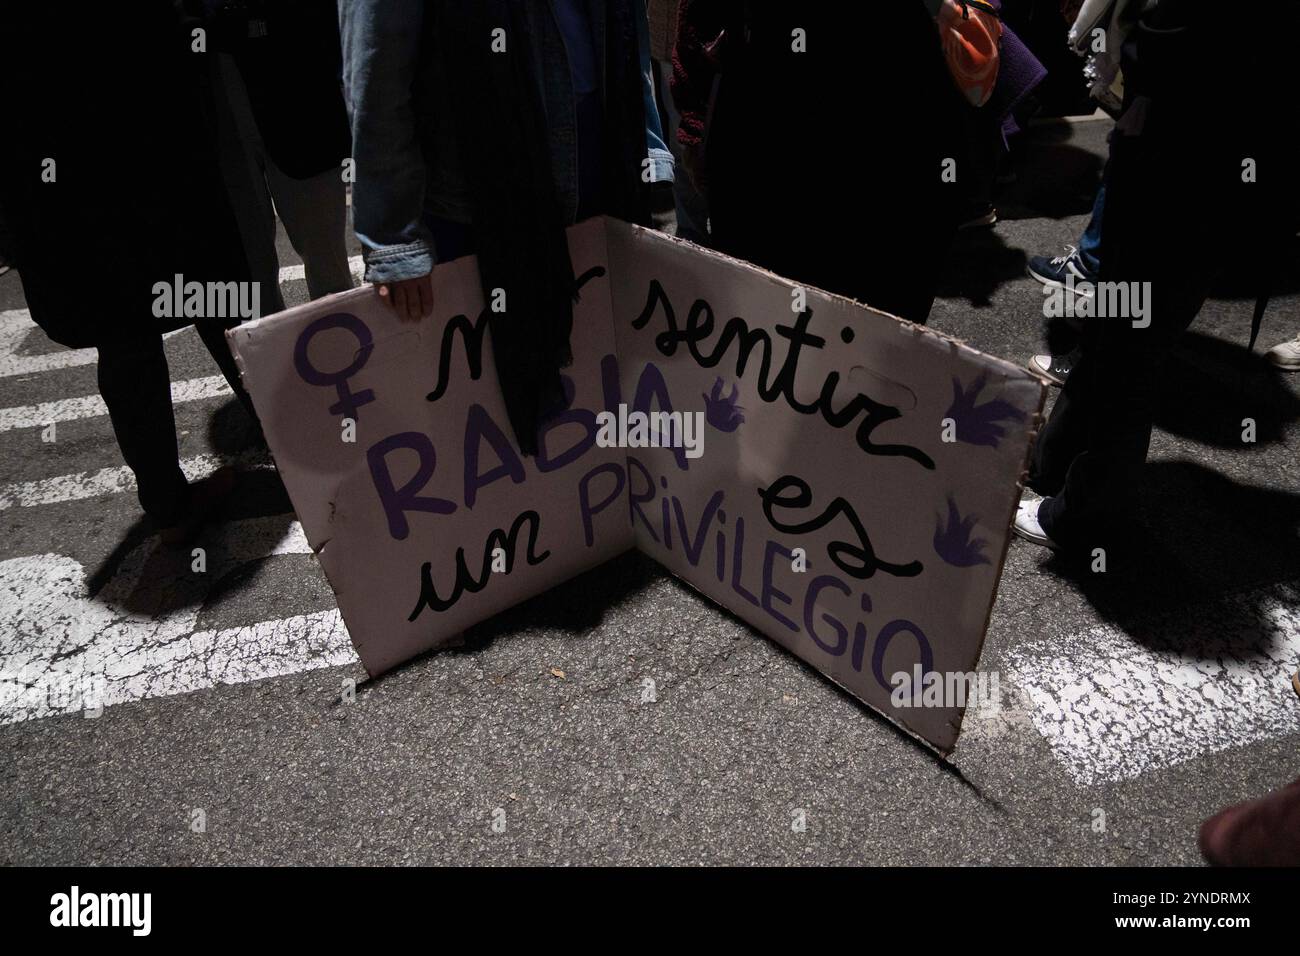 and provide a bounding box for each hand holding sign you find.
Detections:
[377,272,434,323]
